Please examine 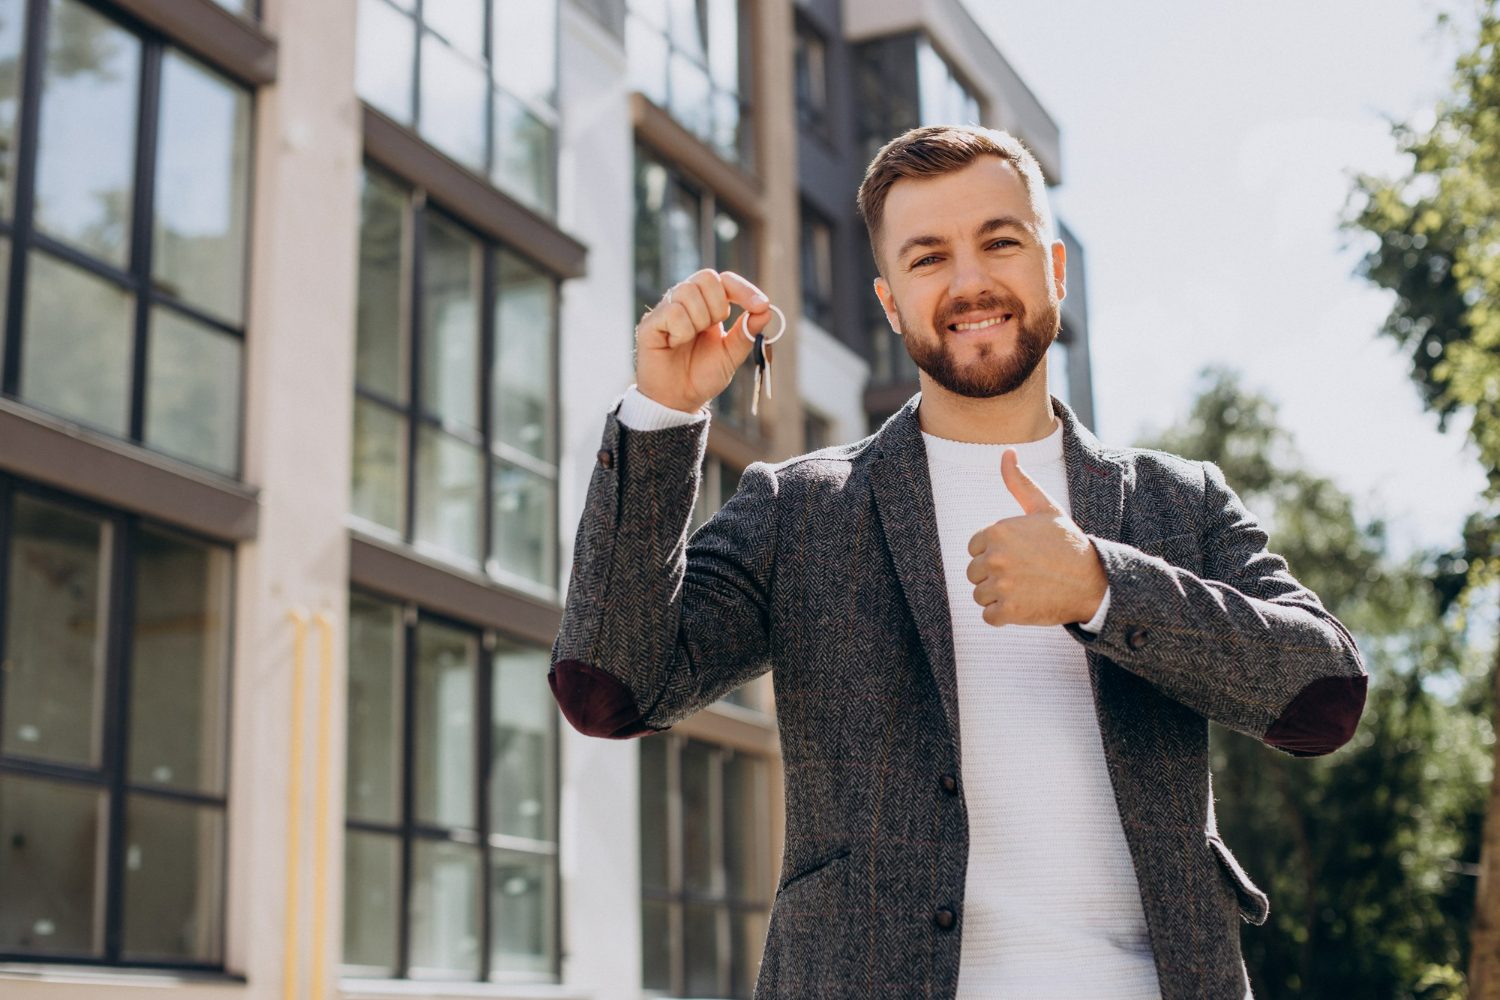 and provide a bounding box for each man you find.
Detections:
[550,125,1366,999]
